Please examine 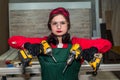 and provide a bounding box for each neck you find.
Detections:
[57,36,62,43]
